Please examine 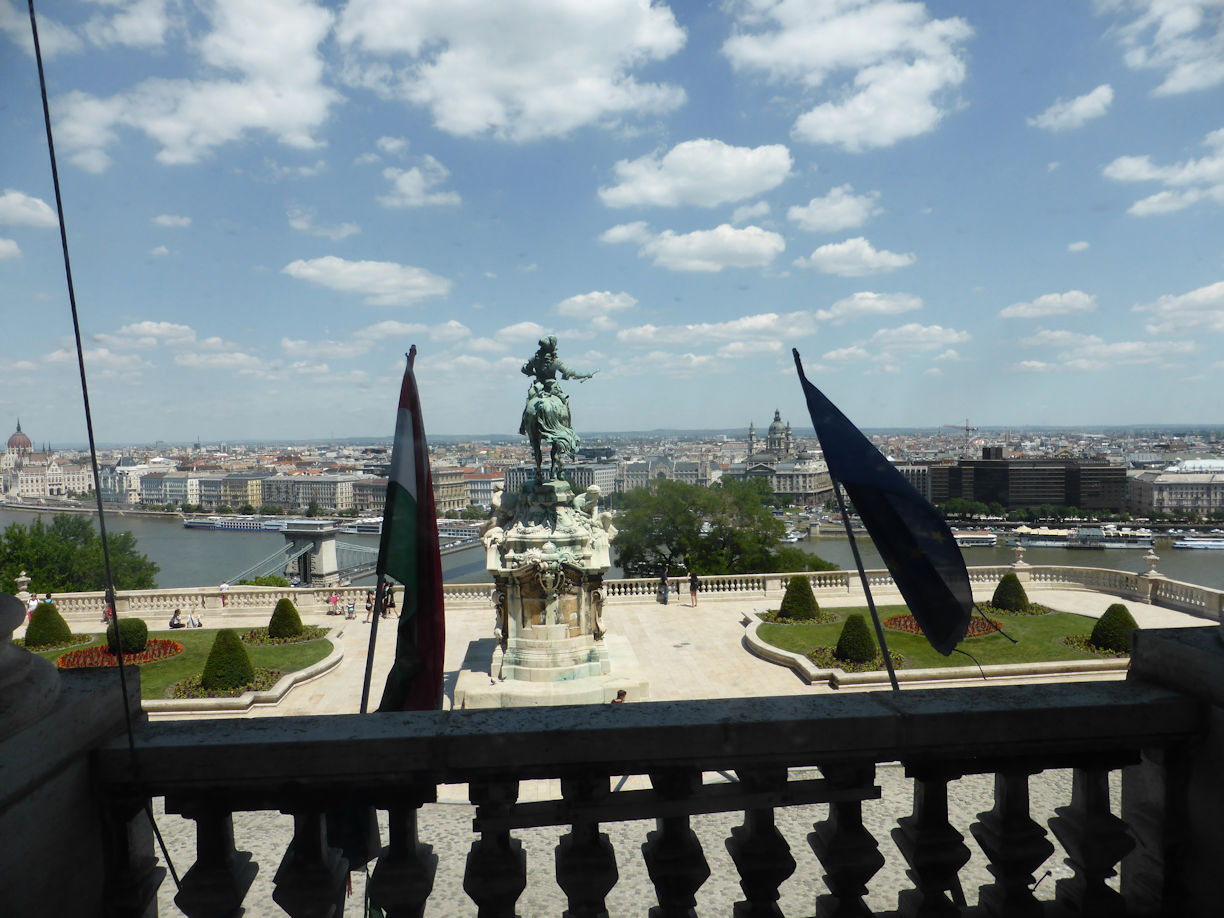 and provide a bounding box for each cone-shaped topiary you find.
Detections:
[1090,603,1138,653]
[24,603,72,648]
[834,614,877,664]
[779,575,821,621]
[201,629,255,691]
[991,572,1030,612]
[106,618,148,654]
[267,597,304,639]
